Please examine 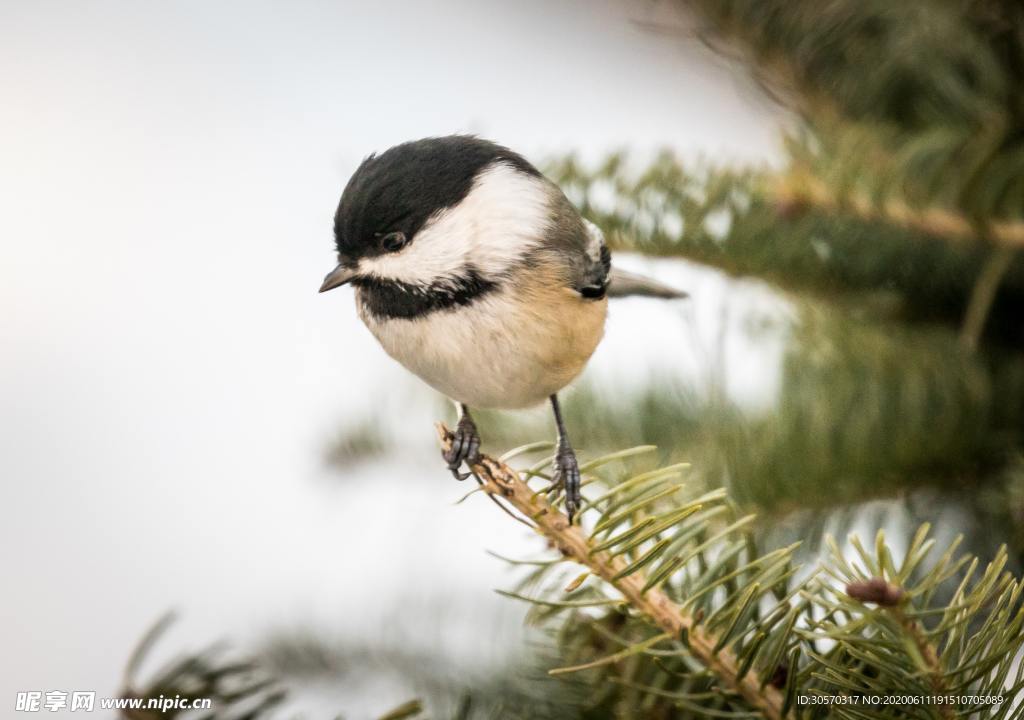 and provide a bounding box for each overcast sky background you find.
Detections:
[0,1,785,715]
